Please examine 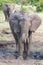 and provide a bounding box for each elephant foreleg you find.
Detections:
[14,34,21,59]
[14,38,20,59]
[19,41,24,56]
[27,31,32,56]
[23,43,28,59]
[10,31,20,59]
